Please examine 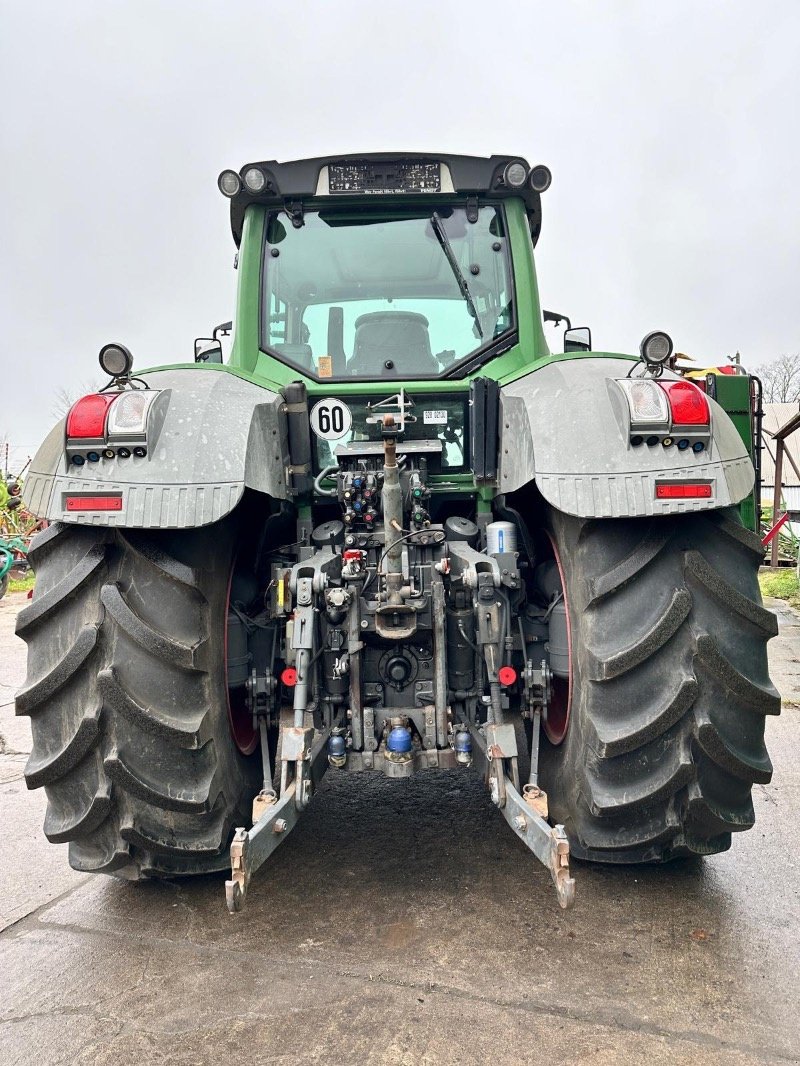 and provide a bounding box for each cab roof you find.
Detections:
[225,152,545,245]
